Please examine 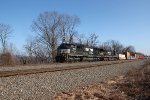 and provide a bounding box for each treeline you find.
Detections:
[0,11,135,66]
